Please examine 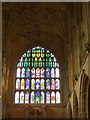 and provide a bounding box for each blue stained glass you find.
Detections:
[25,92,29,103]
[46,68,51,78]
[36,79,40,89]
[26,68,30,77]
[46,79,50,89]
[25,79,30,89]
[35,92,40,103]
